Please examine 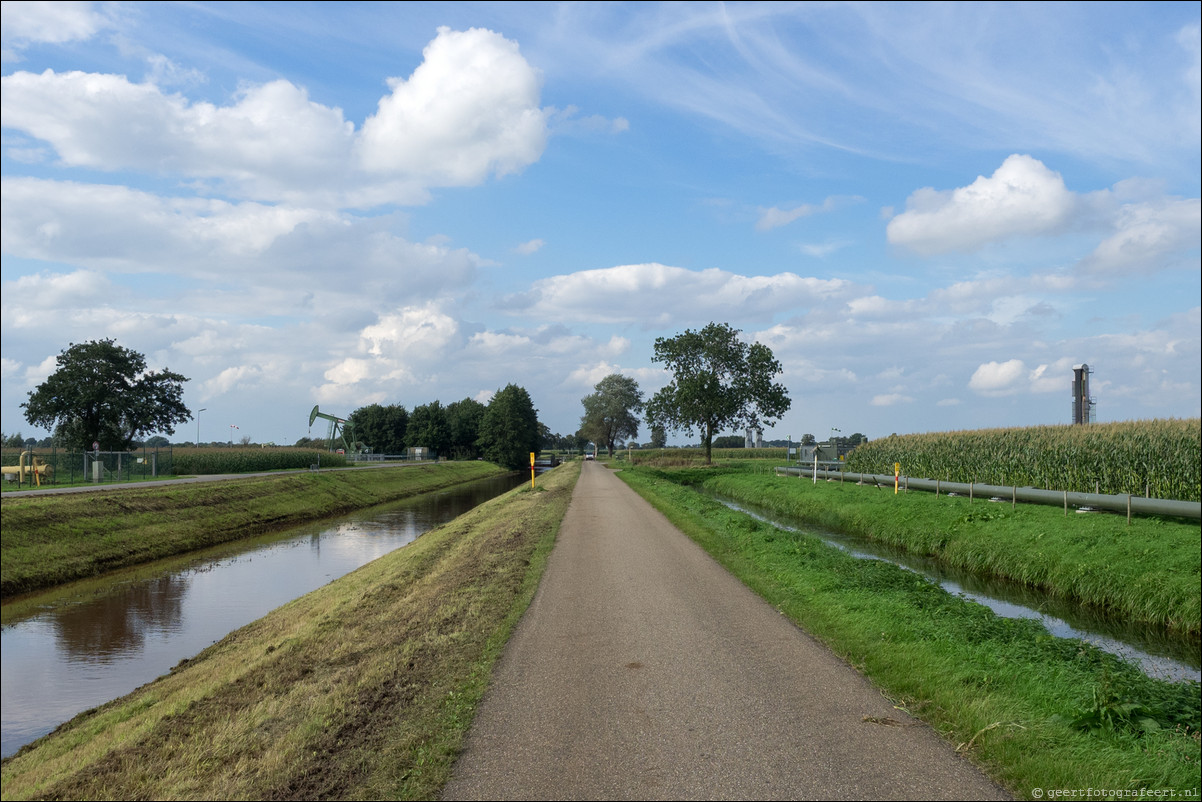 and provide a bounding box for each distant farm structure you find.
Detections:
[1072,364,1096,425]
